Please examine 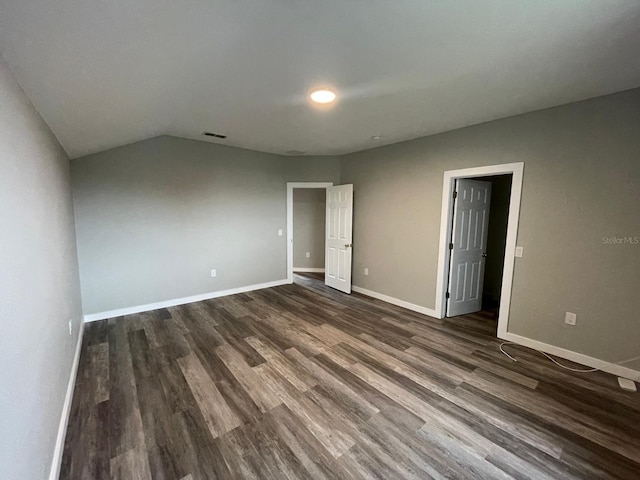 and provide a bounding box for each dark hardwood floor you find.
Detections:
[61,273,640,479]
